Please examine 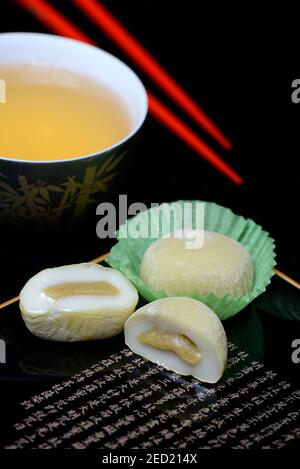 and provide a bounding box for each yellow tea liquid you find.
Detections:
[0,64,131,161]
